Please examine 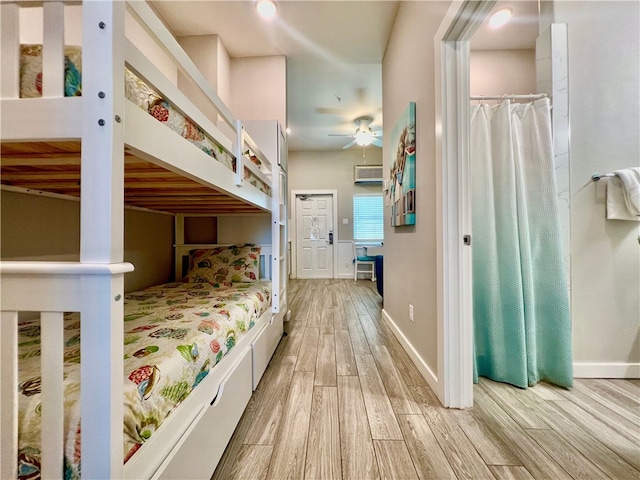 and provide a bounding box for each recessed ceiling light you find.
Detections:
[256,0,277,20]
[285,127,292,135]
[489,8,512,29]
